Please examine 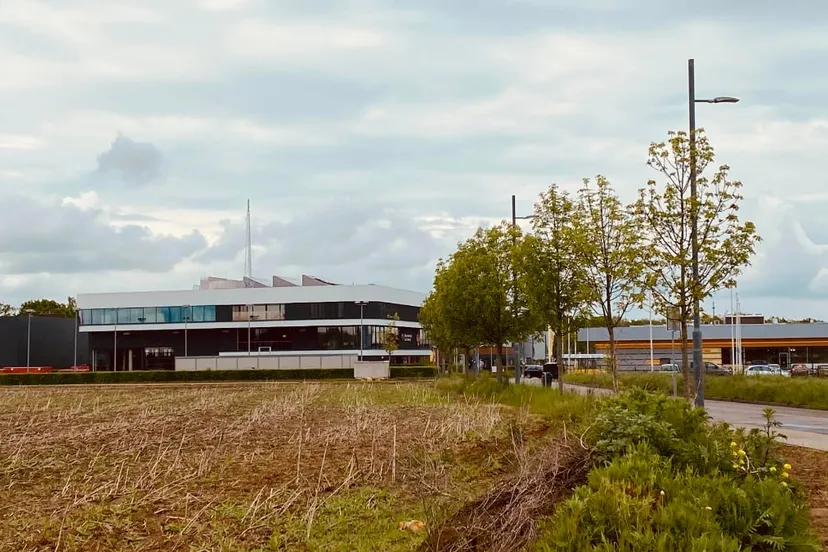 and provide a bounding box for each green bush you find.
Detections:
[532,391,820,550]
[0,366,436,386]
[537,444,818,551]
